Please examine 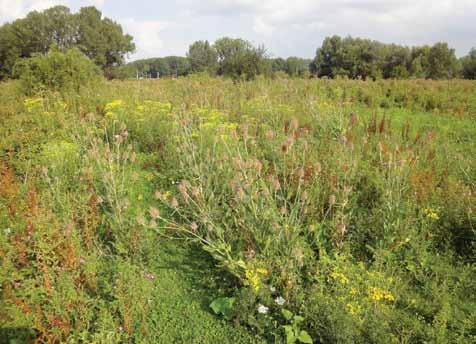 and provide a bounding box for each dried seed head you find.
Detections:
[329,195,336,206]
[236,187,245,199]
[232,157,244,170]
[314,162,322,174]
[261,187,270,197]
[149,206,160,219]
[178,180,190,203]
[191,187,200,198]
[289,117,299,132]
[268,175,281,191]
[136,215,146,226]
[253,159,263,174]
[281,136,295,153]
[170,197,179,208]
[241,123,249,140]
[154,191,162,200]
[337,223,346,239]
[265,129,275,140]
[114,134,123,144]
